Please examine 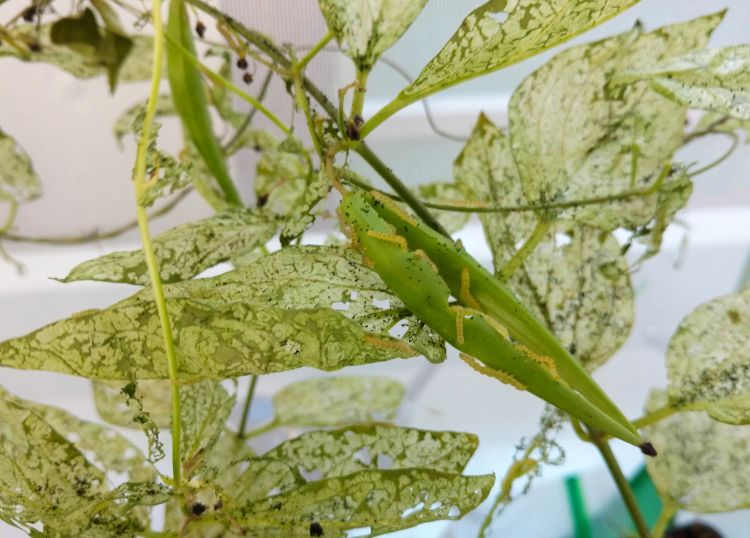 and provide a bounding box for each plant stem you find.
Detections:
[359,96,407,139]
[222,69,273,152]
[185,0,448,238]
[652,501,677,538]
[297,31,333,71]
[500,220,550,280]
[590,434,650,538]
[133,0,182,486]
[354,144,450,237]
[242,418,279,439]
[237,375,259,437]
[688,132,738,177]
[632,405,679,430]
[351,67,369,119]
